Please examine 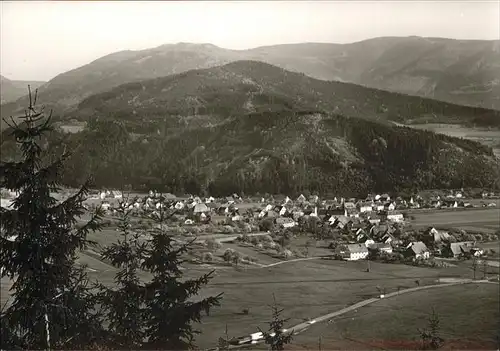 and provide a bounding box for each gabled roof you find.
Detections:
[406,241,429,255]
[193,203,209,213]
[449,241,475,256]
[346,244,369,253]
